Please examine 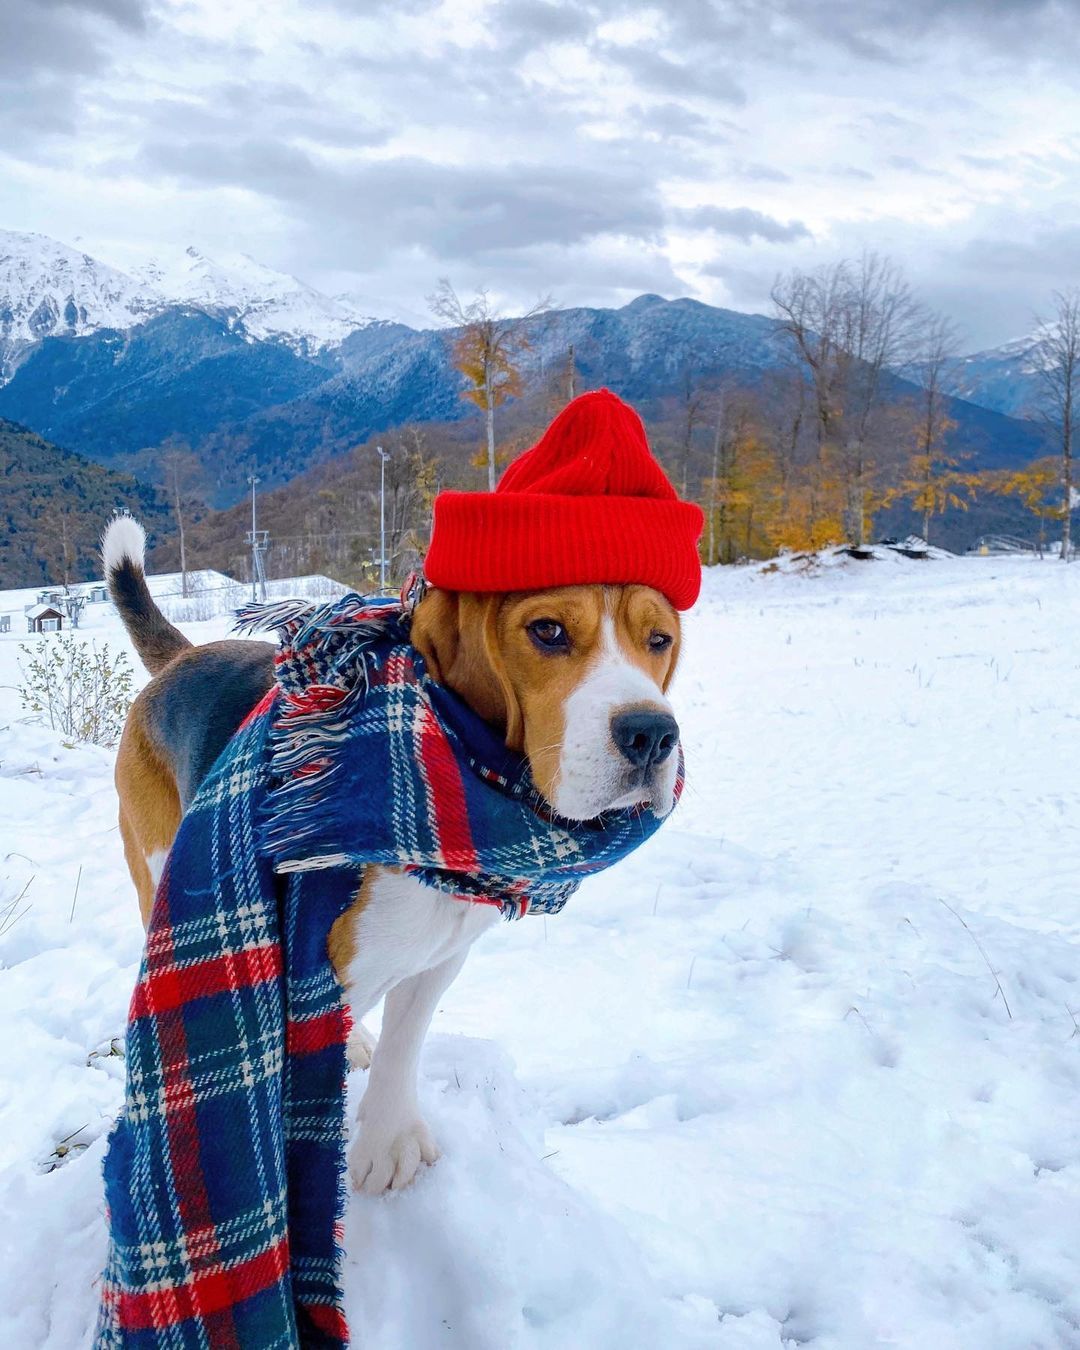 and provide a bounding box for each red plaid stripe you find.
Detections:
[114,1236,290,1332]
[416,712,479,874]
[131,942,282,1020]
